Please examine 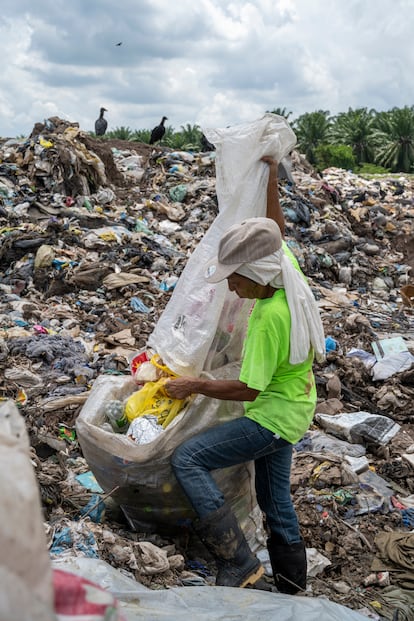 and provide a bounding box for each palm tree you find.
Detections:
[132,129,152,143]
[329,107,378,164]
[267,107,293,120]
[373,107,414,172]
[106,126,133,140]
[163,123,203,151]
[292,110,332,163]
[179,123,203,145]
